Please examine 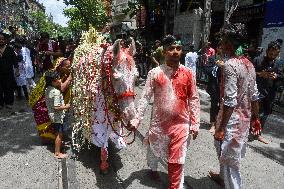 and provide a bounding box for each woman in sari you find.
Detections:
[29,57,72,144]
